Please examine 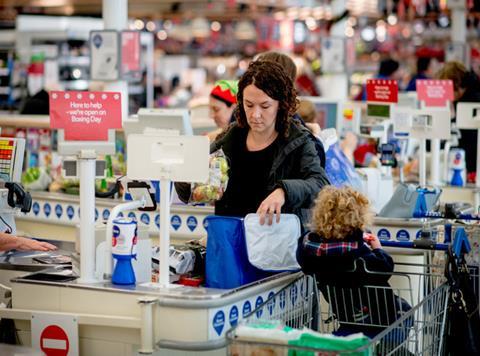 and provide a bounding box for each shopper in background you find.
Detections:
[297,99,321,136]
[297,101,363,190]
[207,80,238,141]
[378,58,401,81]
[436,61,480,181]
[355,58,401,101]
[257,51,320,96]
[405,57,434,92]
[0,232,57,252]
[256,51,297,85]
[20,89,49,115]
[256,51,326,167]
[175,60,329,229]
